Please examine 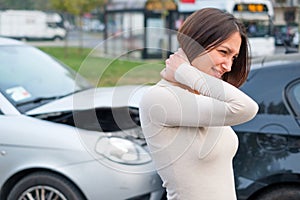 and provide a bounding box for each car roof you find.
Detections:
[0,36,26,46]
[251,53,300,70]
